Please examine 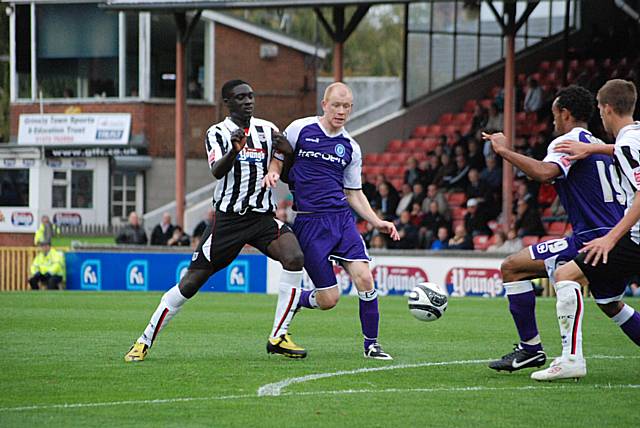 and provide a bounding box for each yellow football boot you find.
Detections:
[267,333,307,359]
[124,342,149,362]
